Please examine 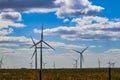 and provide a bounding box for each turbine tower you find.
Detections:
[31,24,55,80]
[0,57,3,68]
[108,60,112,80]
[73,47,88,68]
[29,62,33,69]
[98,58,101,68]
[108,60,112,68]
[53,62,56,69]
